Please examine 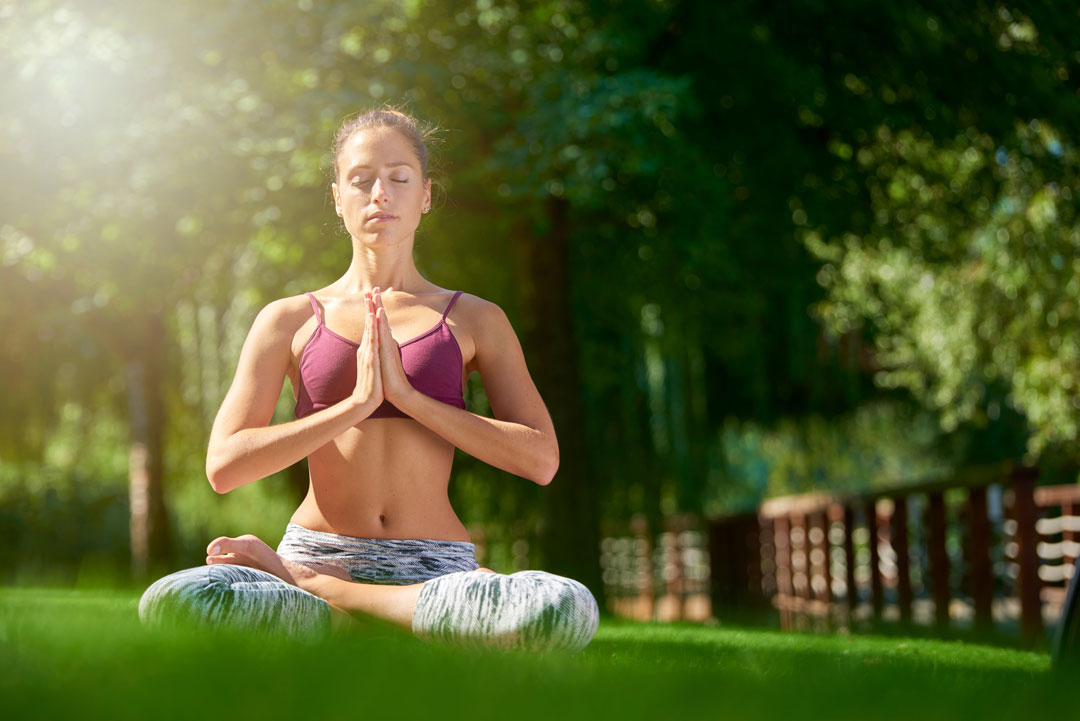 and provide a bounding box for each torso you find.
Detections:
[282,287,478,543]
